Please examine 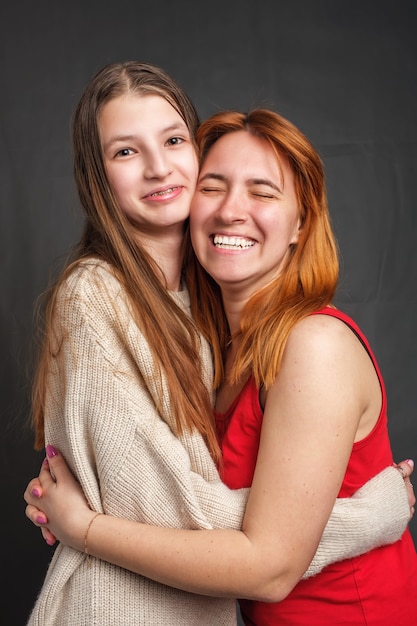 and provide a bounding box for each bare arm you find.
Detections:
[26,453,413,571]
